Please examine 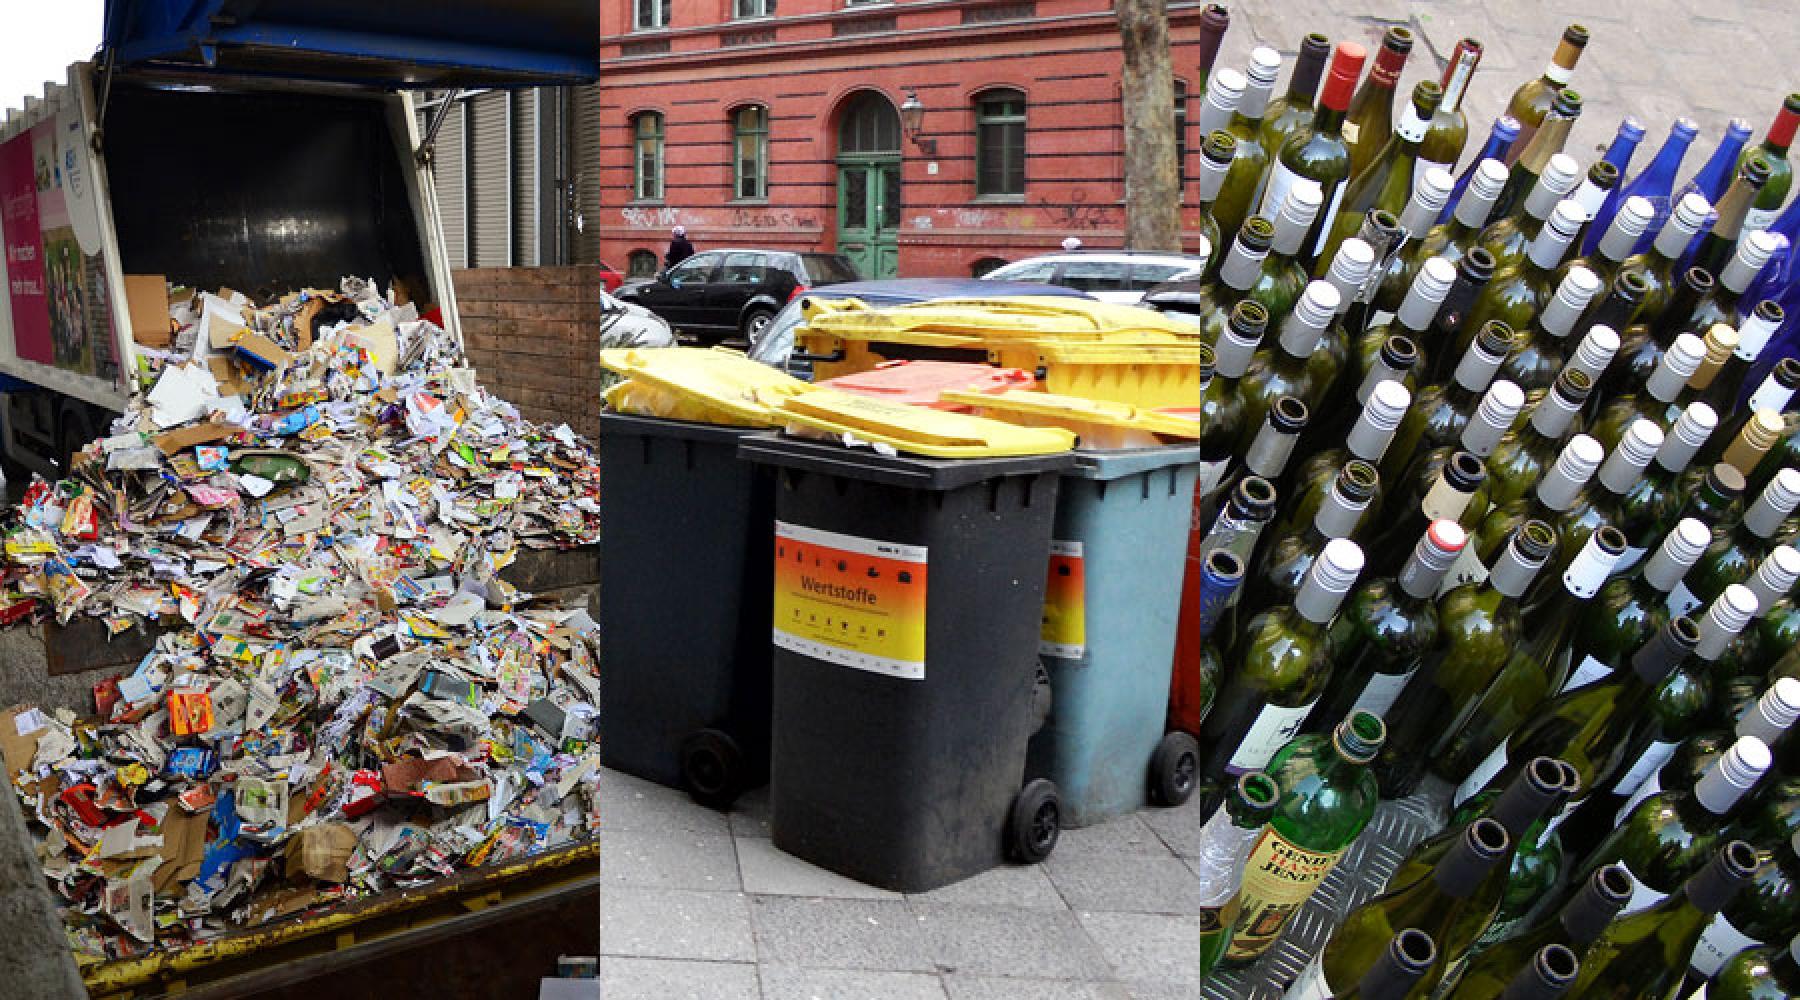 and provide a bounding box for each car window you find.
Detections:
[799,254,861,285]
[719,252,766,285]
[668,254,719,285]
[987,260,1056,283]
[1127,263,1197,290]
[1055,260,1129,292]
